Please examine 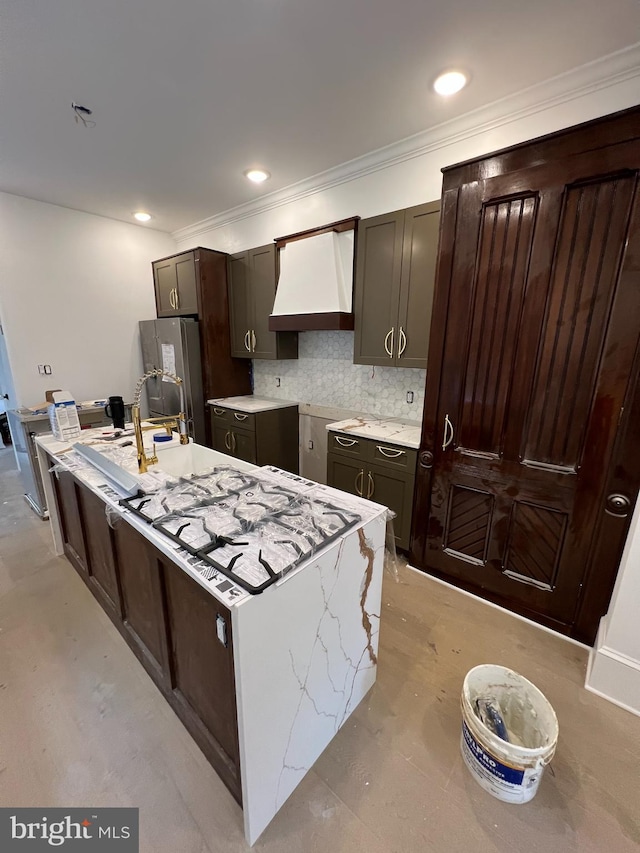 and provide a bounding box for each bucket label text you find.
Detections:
[462,720,525,785]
